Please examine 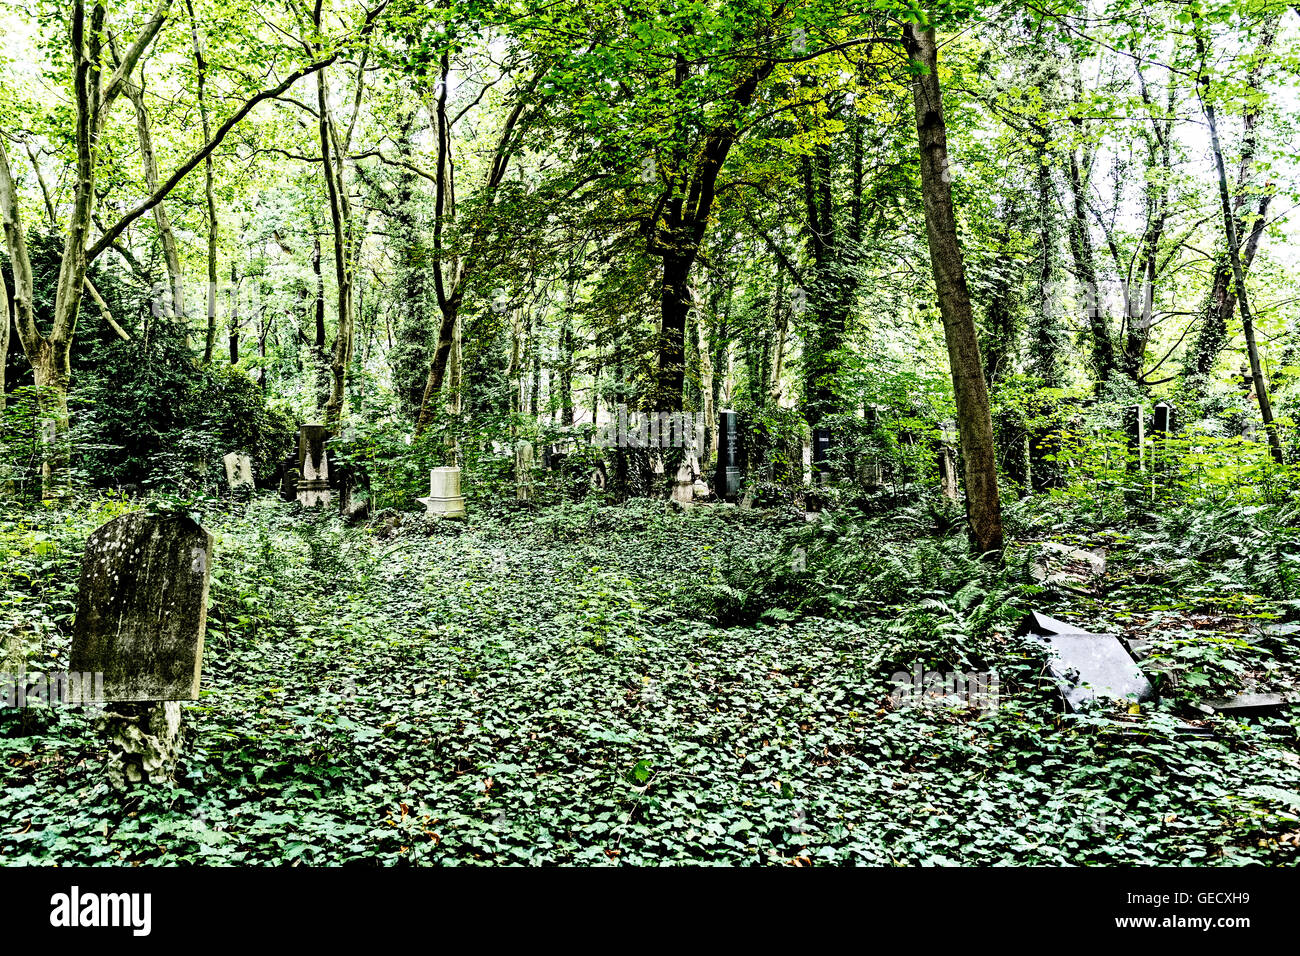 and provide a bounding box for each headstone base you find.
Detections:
[418,496,467,518]
[99,701,183,789]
